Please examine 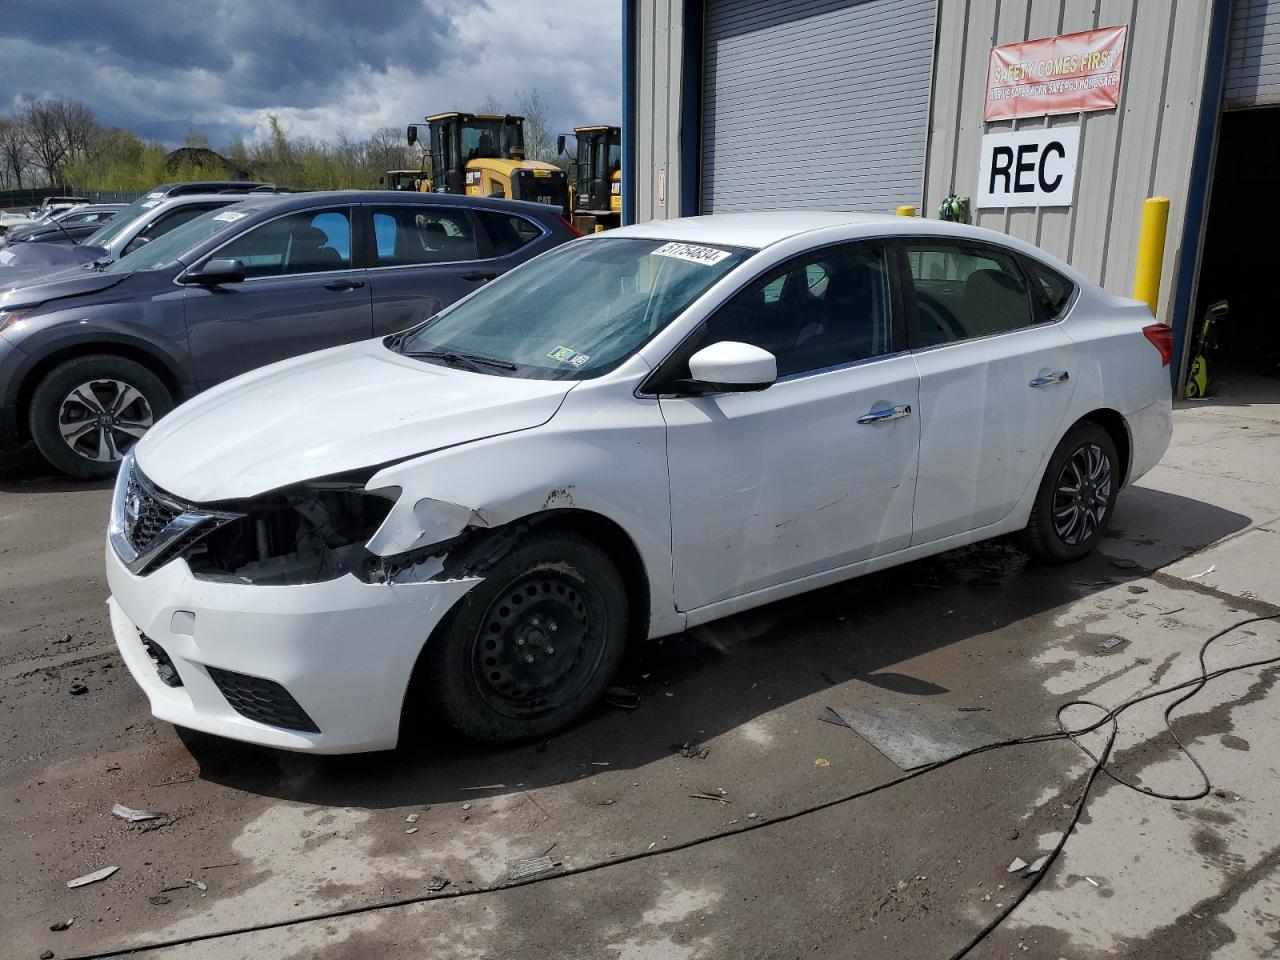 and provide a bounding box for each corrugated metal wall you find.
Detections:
[1226,0,1280,106]
[700,0,935,213]
[634,0,686,222]
[923,1,1217,322]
